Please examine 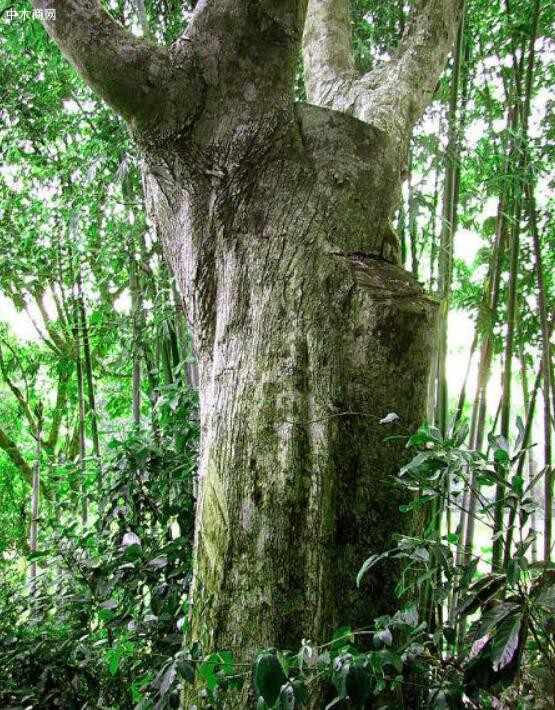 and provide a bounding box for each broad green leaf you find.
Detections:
[357,553,389,586]
[379,649,403,673]
[177,660,195,684]
[377,628,392,646]
[400,452,431,476]
[292,679,309,704]
[106,647,122,676]
[475,601,519,640]
[491,615,521,672]
[253,652,287,706]
[411,547,429,563]
[535,583,555,610]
